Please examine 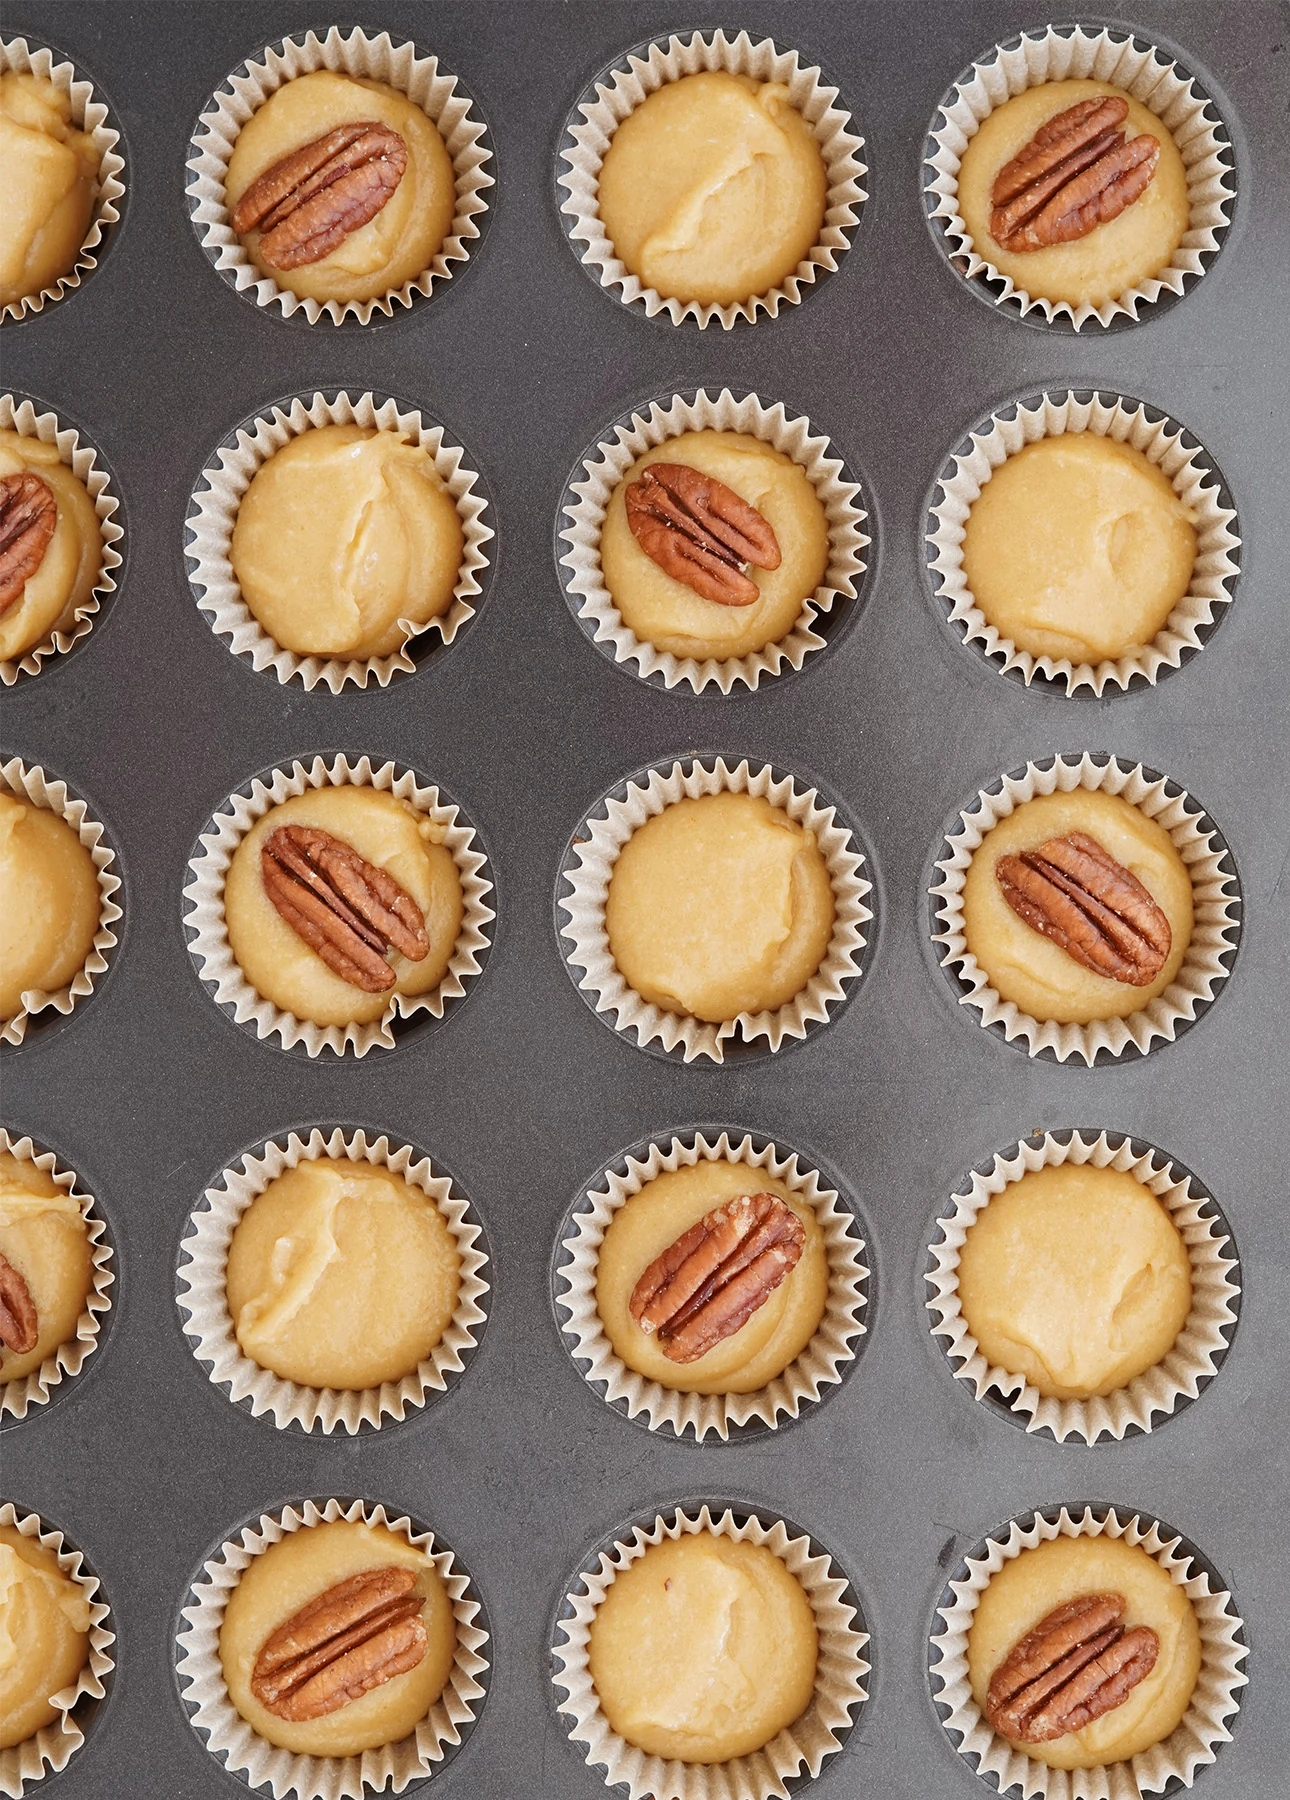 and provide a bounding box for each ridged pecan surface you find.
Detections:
[995,831,1172,986]
[0,472,58,615]
[260,823,430,992]
[986,1591,1159,1742]
[625,462,782,608]
[251,1566,429,1721]
[989,96,1160,251]
[0,1251,39,1357]
[231,122,408,271]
